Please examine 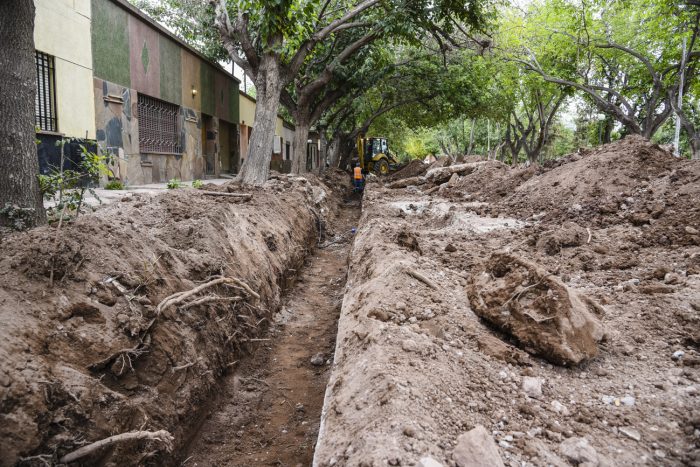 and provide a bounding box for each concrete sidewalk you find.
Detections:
[44,178,231,209]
